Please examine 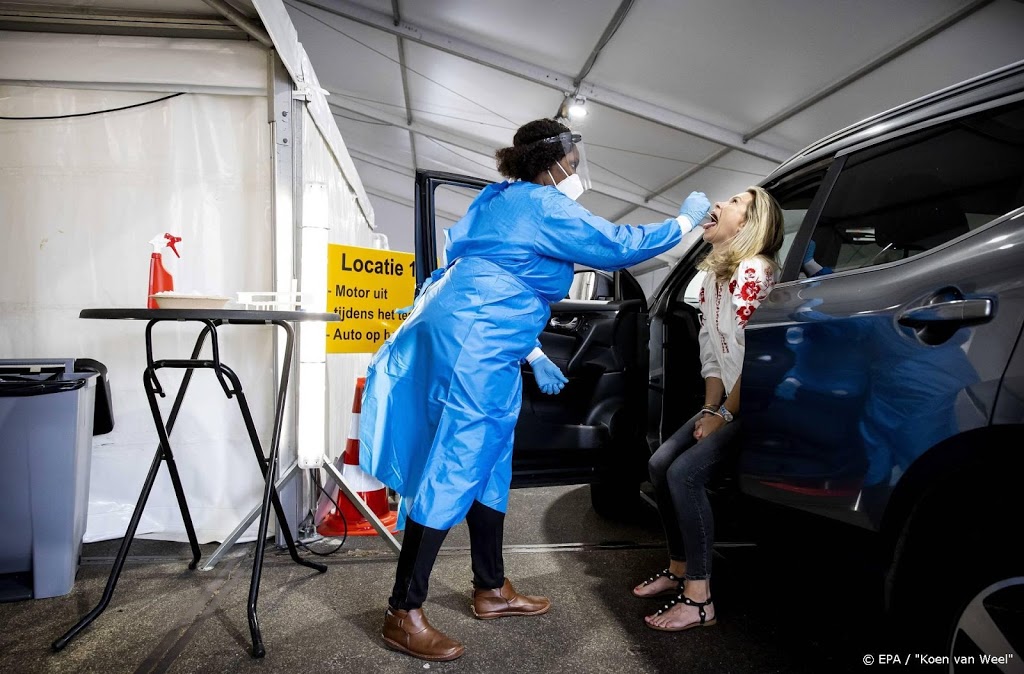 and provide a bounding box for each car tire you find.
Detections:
[886,475,1022,657]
